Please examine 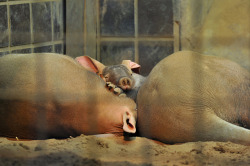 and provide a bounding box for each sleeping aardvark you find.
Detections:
[0,53,137,139]
[78,51,250,145]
